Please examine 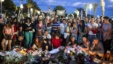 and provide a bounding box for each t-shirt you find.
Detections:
[52,38,62,48]
[91,43,104,52]
[87,22,98,35]
[60,23,67,34]
[102,23,112,39]
[52,22,60,31]
[42,42,49,51]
